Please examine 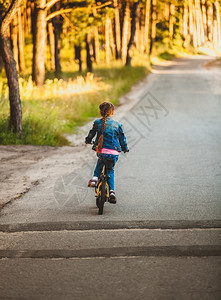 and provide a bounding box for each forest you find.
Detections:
[0,0,220,145]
